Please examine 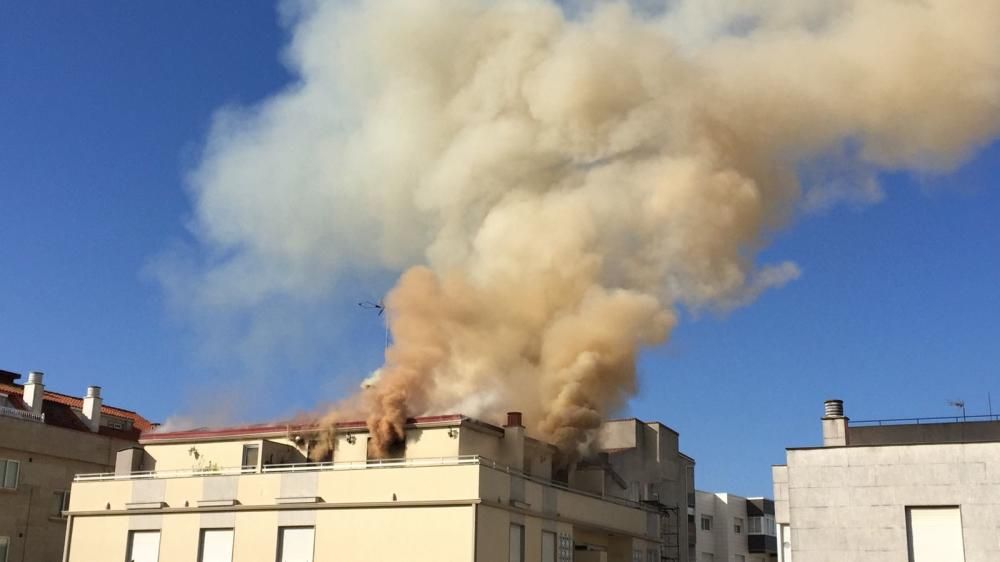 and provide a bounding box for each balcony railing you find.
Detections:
[0,405,45,423]
[74,455,482,482]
